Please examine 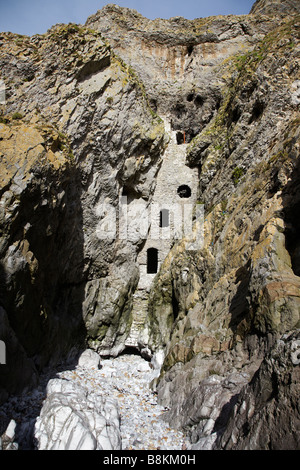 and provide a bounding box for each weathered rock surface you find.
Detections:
[0,119,85,403]
[85,3,273,144]
[215,331,300,450]
[0,353,188,450]
[0,419,18,450]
